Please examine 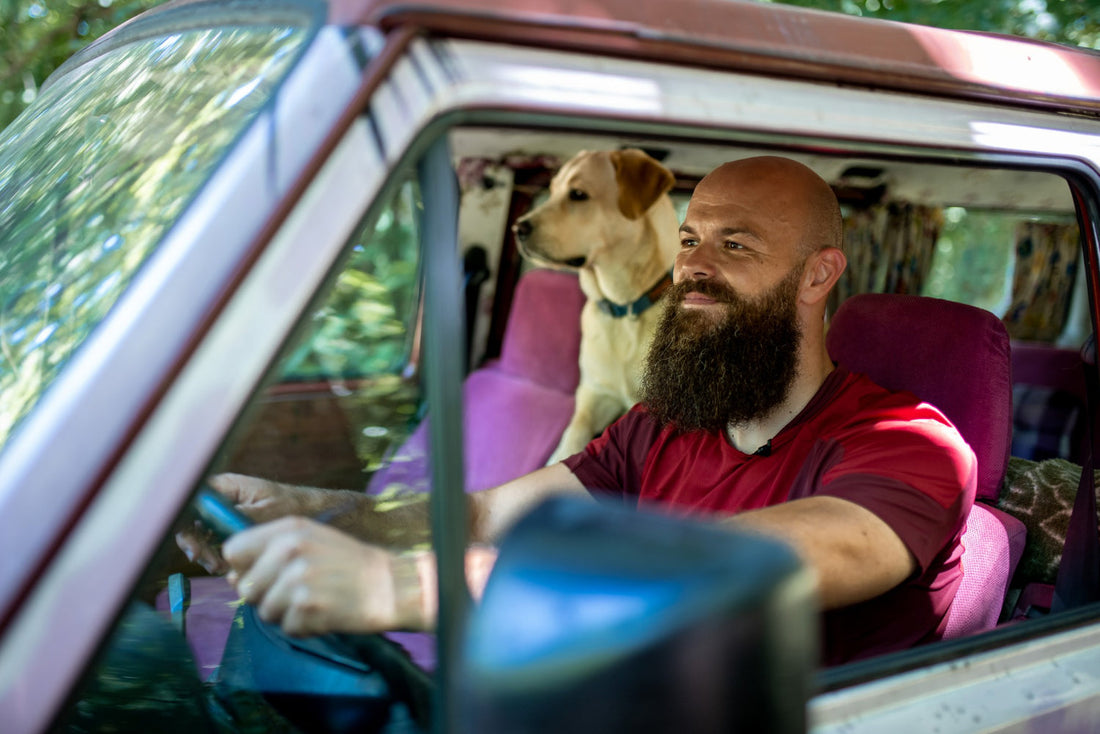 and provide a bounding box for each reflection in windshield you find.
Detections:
[0,24,306,452]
